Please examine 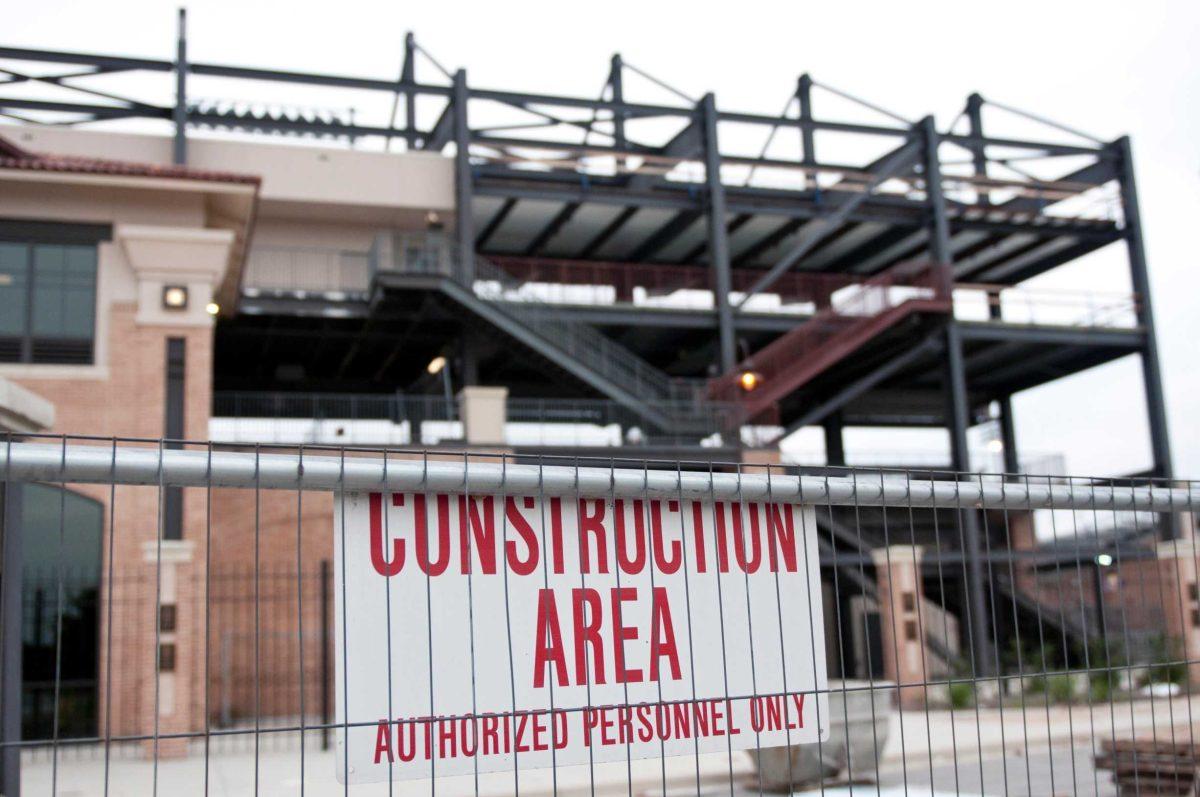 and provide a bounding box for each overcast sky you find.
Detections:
[6,0,1199,478]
